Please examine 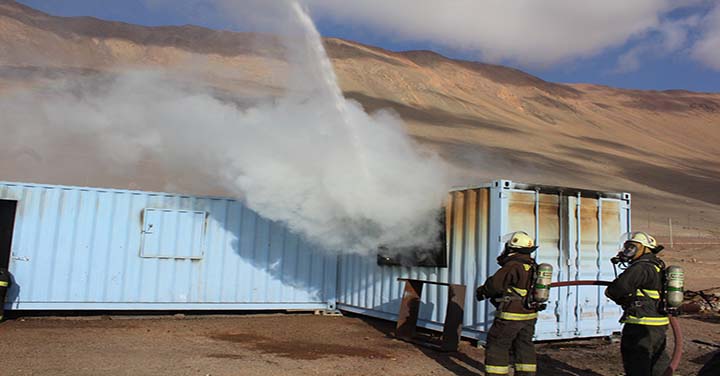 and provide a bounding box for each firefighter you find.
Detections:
[606,232,670,376]
[476,231,539,375]
[0,267,9,322]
